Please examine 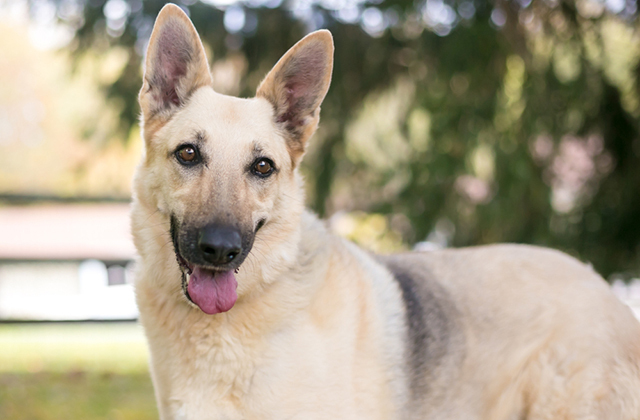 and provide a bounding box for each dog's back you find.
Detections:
[380,245,640,419]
